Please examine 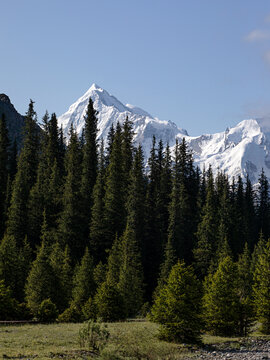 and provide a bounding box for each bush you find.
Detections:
[78,319,110,352]
[38,298,58,323]
[58,302,83,323]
